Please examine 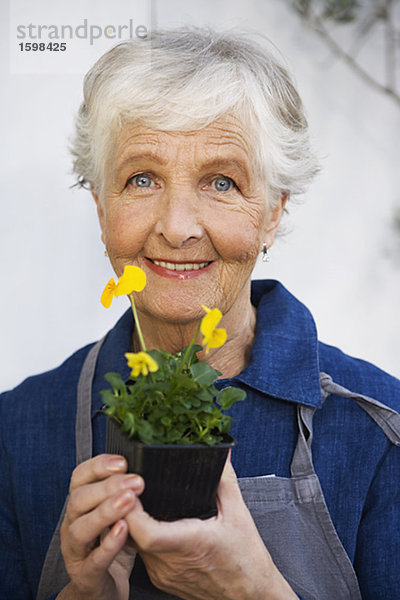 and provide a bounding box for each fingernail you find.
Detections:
[113,520,126,537]
[113,490,134,509]
[122,475,141,489]
[106,457,126,472]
